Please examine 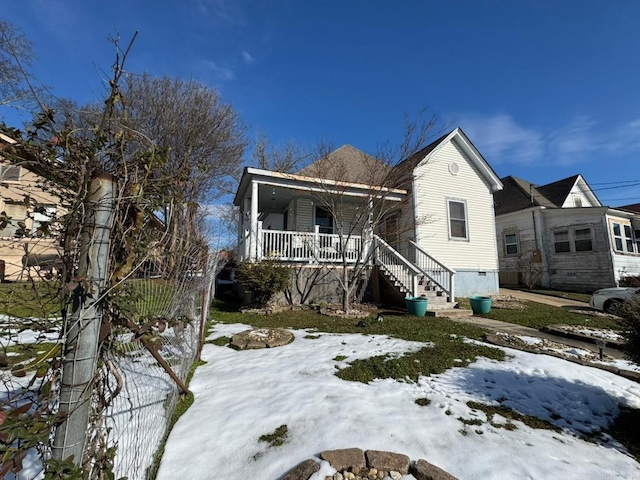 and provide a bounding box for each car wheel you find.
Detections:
[604,299,624,315]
